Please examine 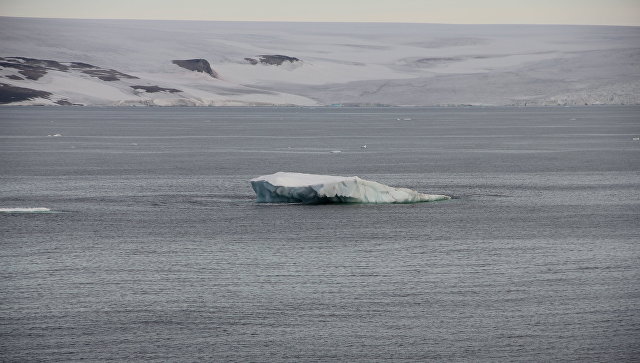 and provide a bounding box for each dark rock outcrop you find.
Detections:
[416,57,459,64]
[131,85,182,93]
[0,56,138,81]
[245,55,301,66]
[0,83,52,104]
[80,68,138,81]
[68,62,97,69]
[172,59,218,78]
[11,57,69,71]
[0,57,52,80]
